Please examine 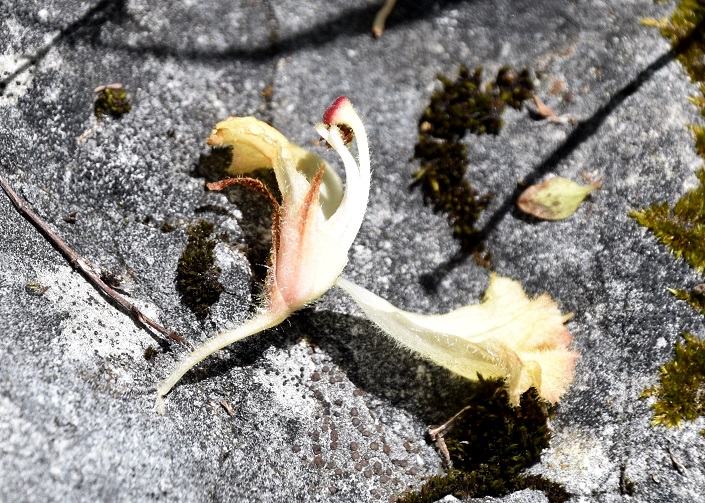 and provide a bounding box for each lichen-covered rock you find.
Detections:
[2,0,705,502]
